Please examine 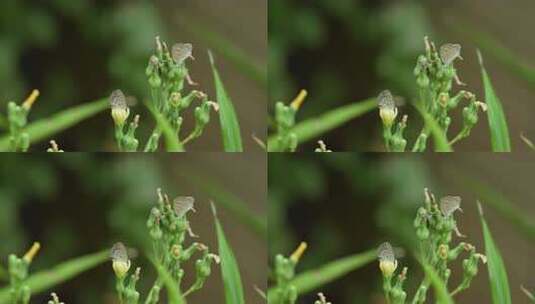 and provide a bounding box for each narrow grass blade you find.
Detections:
[417,257,455,304]
[145,103,184,152]
[414,104,453,152]
[521,285,535,303]
[208,51,243,152]
[478,202,512,304]
[267,249,376,302]
[520,133,535,151]
[451,174,535,241]
[0,99,108,151]
[149,256,186,304]
[211,202,246,304]
[0,250,109,303]
[477,50,511,152]
[182,172,266,239]
[176,13,266,87]
[267,98,377,150]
